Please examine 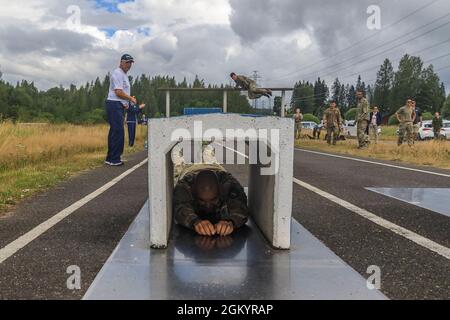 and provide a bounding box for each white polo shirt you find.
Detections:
[107,67,130,104]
